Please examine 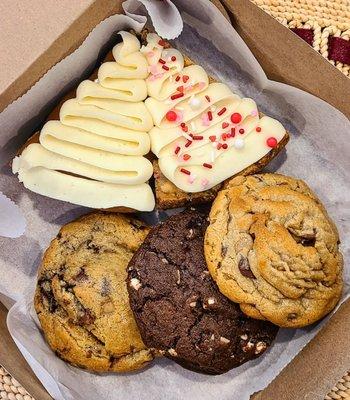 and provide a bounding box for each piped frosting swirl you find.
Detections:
[13,31,155,211]
[143,34,286,193]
